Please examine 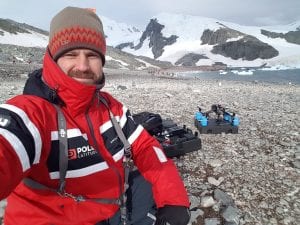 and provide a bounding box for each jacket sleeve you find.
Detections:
[0,102,43,200]
[131,128,190,208]
[115,103,190,208]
